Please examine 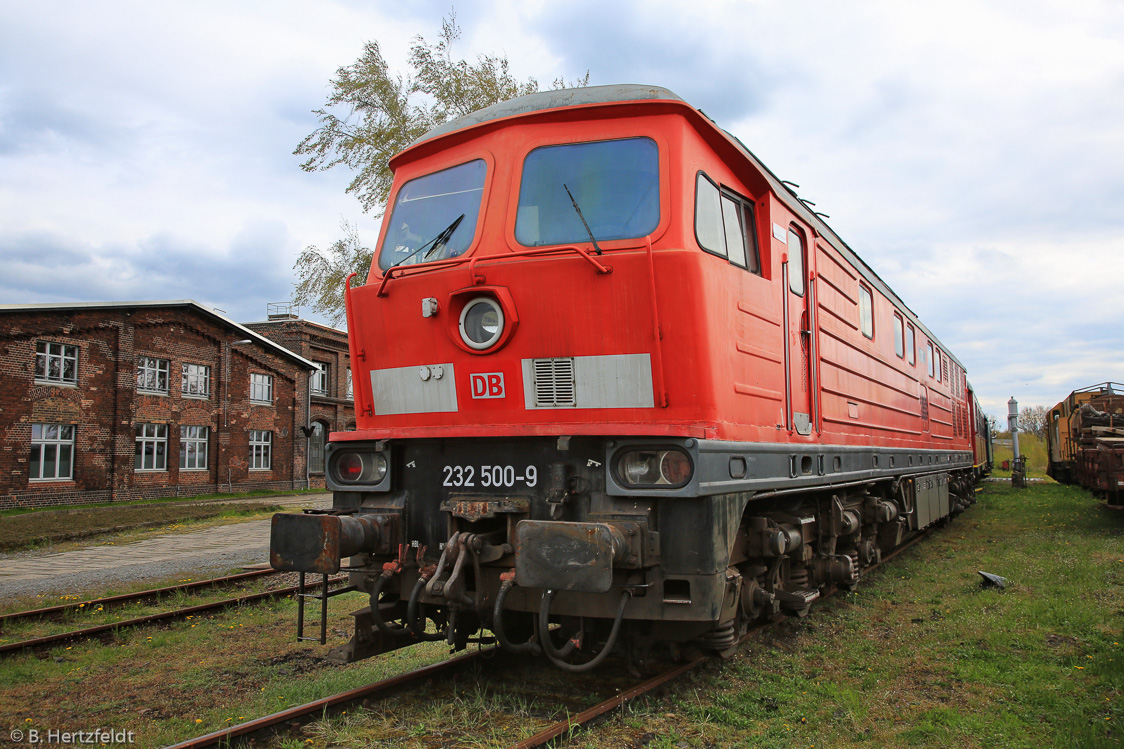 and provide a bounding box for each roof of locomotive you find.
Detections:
[409,84,686,147]
[404,85,966,372]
